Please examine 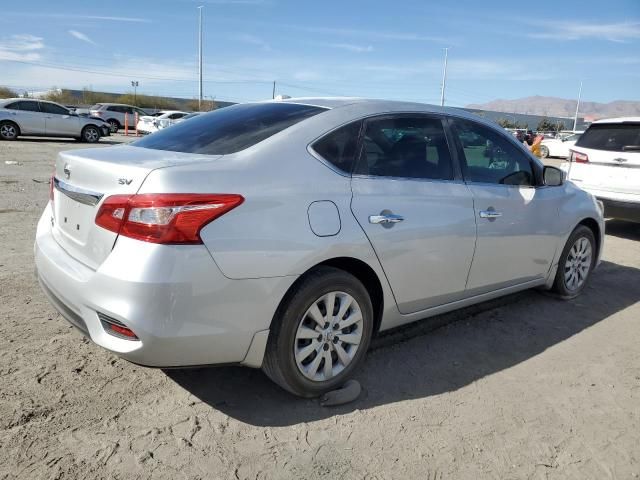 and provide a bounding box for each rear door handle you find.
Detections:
[479,210,502,219]
[369,214,404,224]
